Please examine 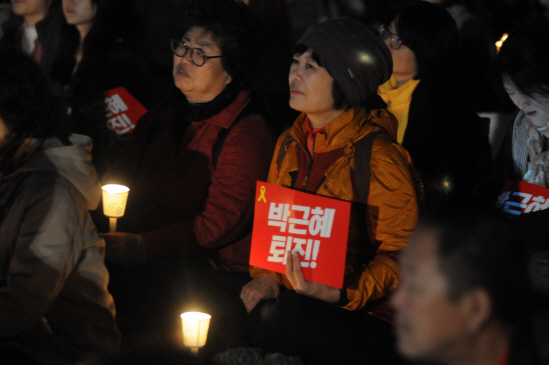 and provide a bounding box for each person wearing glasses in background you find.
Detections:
[372,1,491,209]
[100,0,275,348]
